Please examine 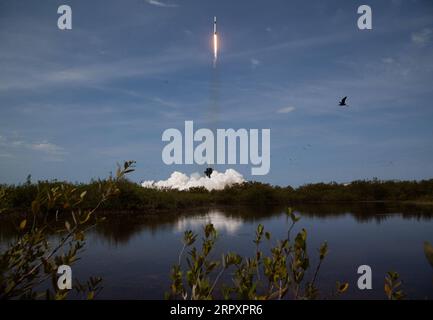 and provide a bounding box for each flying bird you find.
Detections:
[339,96,348,107]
